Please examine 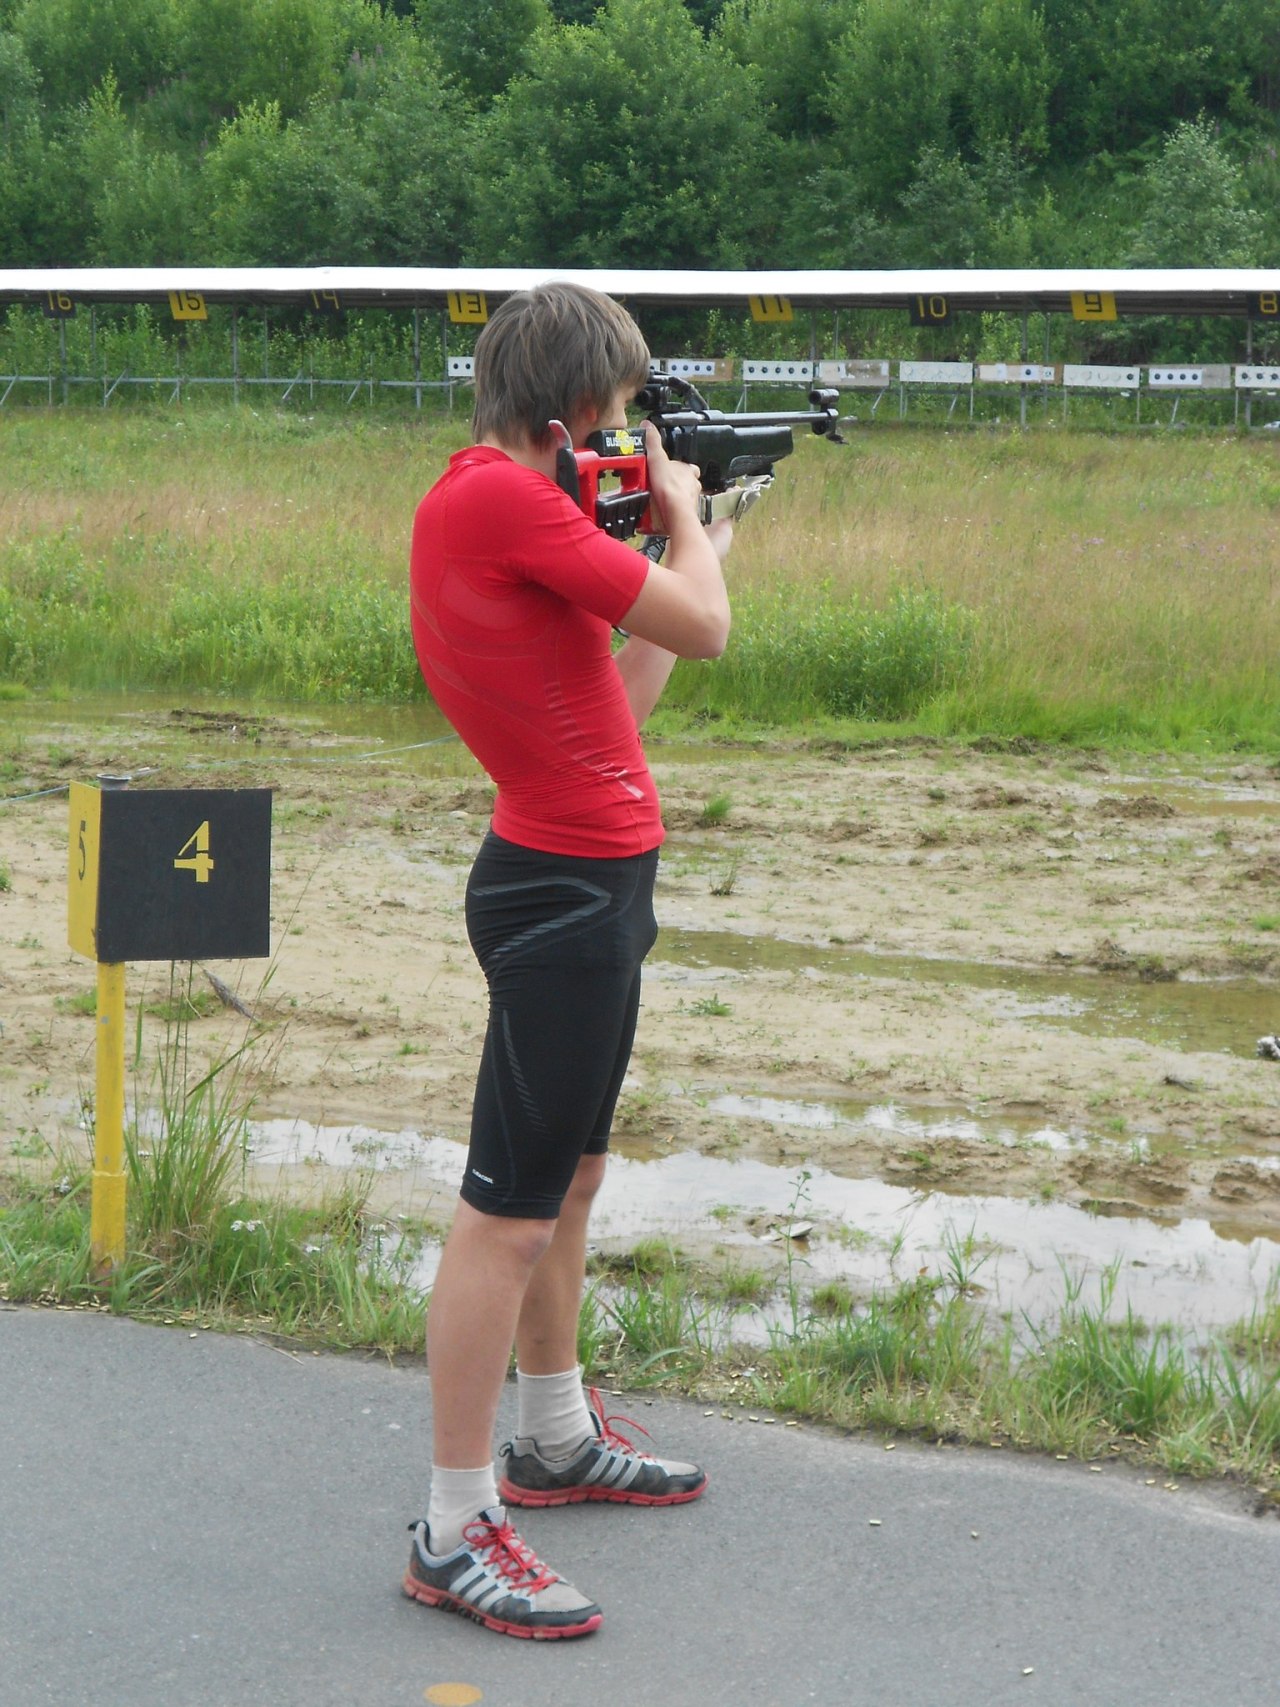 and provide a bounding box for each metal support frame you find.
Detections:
[2,297,1272,428]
